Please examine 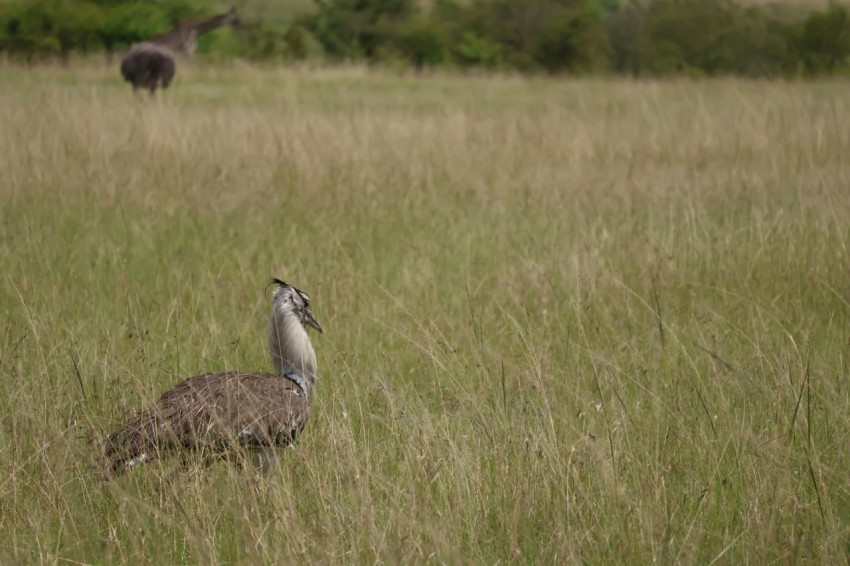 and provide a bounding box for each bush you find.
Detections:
[613,0,799,77]
[0,0,197,58]
[0,0,104,59]
[428,0,608,72]
[473,0,608,71]
[0,0,213,58]
[209,23,323,62]
[395,17,449,69]
[98,3,171,53]
[532,1,610,72]
[795,4,850,74]
[455,31,504,68]
[303,0,418,60]
[606,1,645,75]
[0,0,849,77]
